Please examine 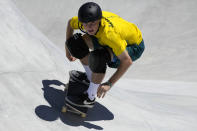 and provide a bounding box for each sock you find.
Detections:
[87,82,100,100]
[83,65,92,81]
